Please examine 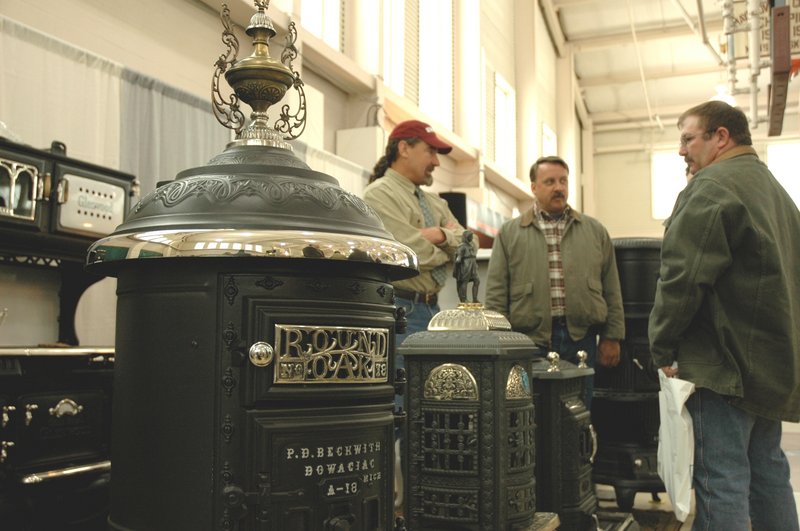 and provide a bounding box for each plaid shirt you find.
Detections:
[534,201,572,317]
